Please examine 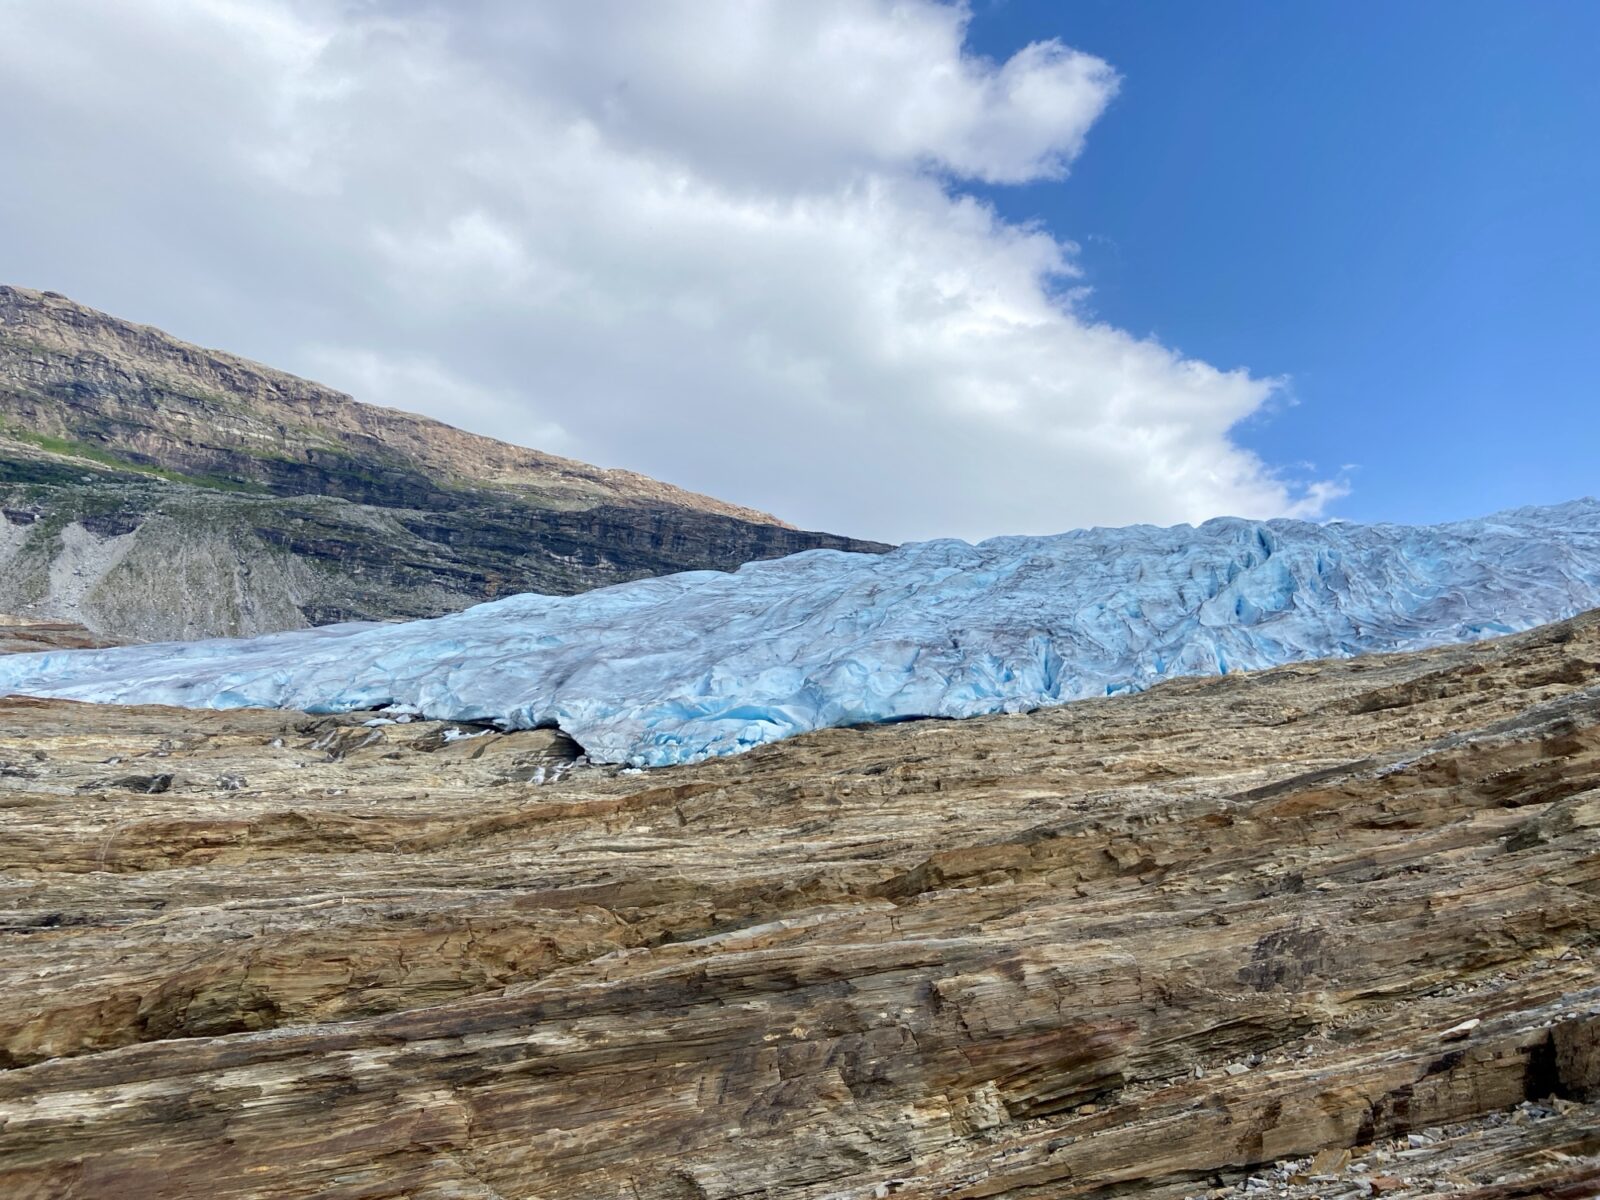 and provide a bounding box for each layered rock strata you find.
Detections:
[0,614,119,655]
[0,285,886,640]
[0,611,1598,1196]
